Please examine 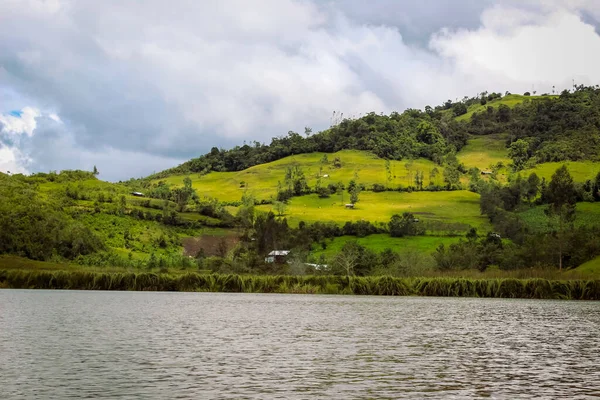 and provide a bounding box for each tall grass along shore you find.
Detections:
[1,270,598,300]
